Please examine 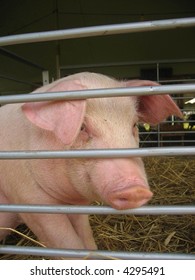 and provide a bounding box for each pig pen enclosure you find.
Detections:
[0,1,195,259]
[0,156,195,260]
